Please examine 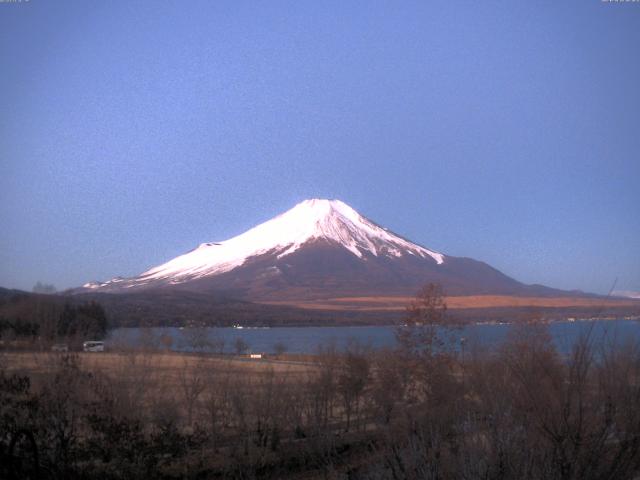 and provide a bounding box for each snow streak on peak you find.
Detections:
[93,199,444,288]
[613,290,640,299]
